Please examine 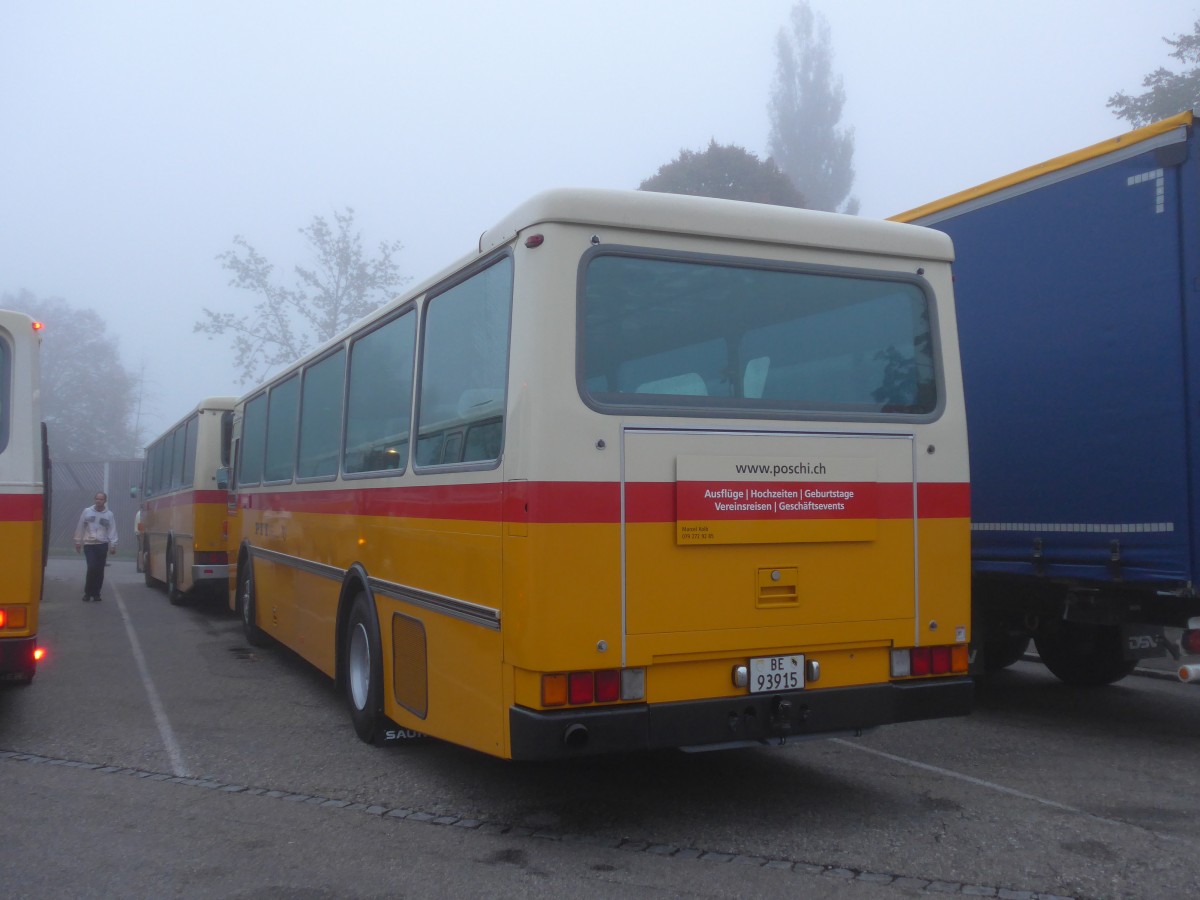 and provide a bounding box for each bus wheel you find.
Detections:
[344,592,384,744]
[1033,621,1136,686]
[167,546,184,606]
[239,564,268,648]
